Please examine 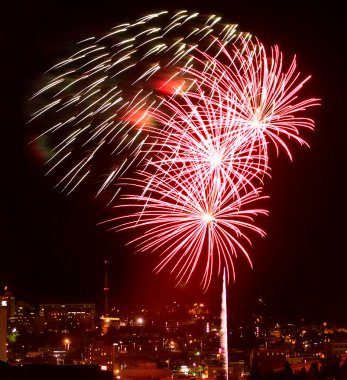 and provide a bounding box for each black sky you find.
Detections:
[1,0,346,323]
